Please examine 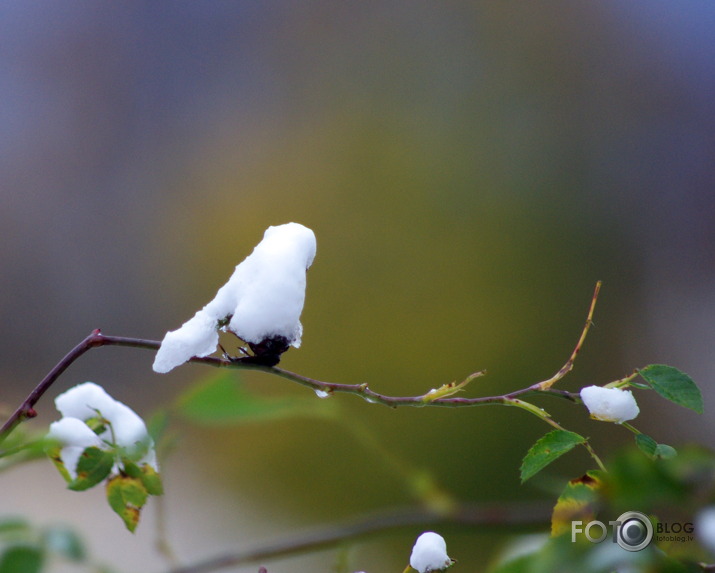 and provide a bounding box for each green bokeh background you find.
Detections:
[1,3,713,572]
